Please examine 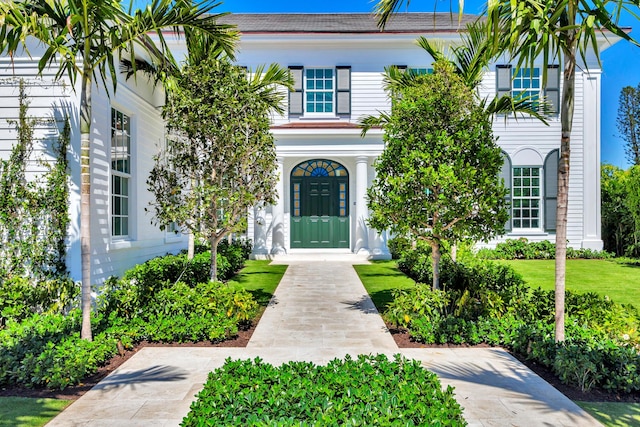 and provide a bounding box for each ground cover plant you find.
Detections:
[0,240,261,390]
[0,396,70,427]
[359,240,640,397]
[182,354,466,426]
